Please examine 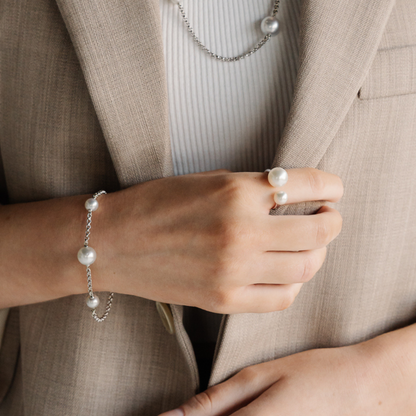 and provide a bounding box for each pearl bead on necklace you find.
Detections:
[170,0,282,62]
